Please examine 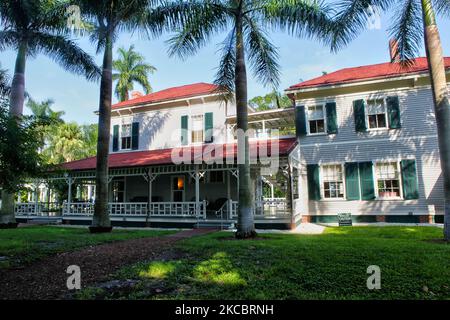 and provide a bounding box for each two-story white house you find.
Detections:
[14,57,449,228]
